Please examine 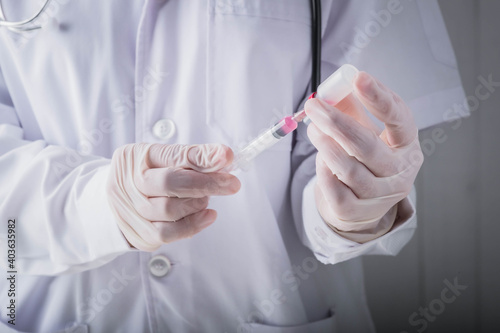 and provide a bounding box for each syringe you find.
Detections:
[228,64,359,171]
